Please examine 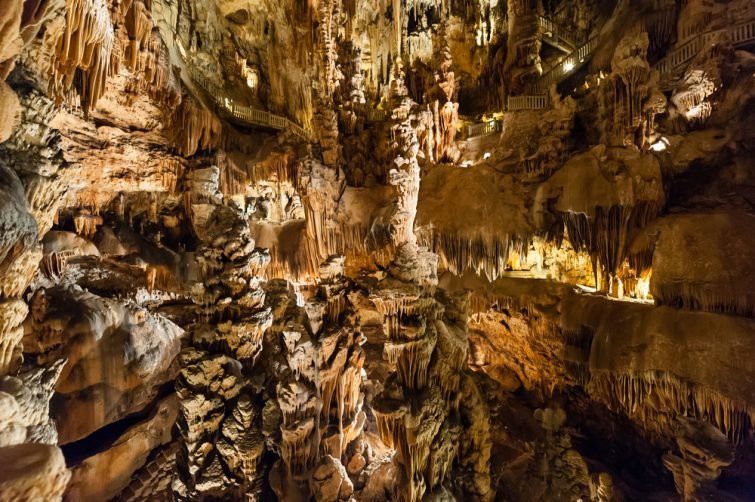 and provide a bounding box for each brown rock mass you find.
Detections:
[0,0,754,500]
